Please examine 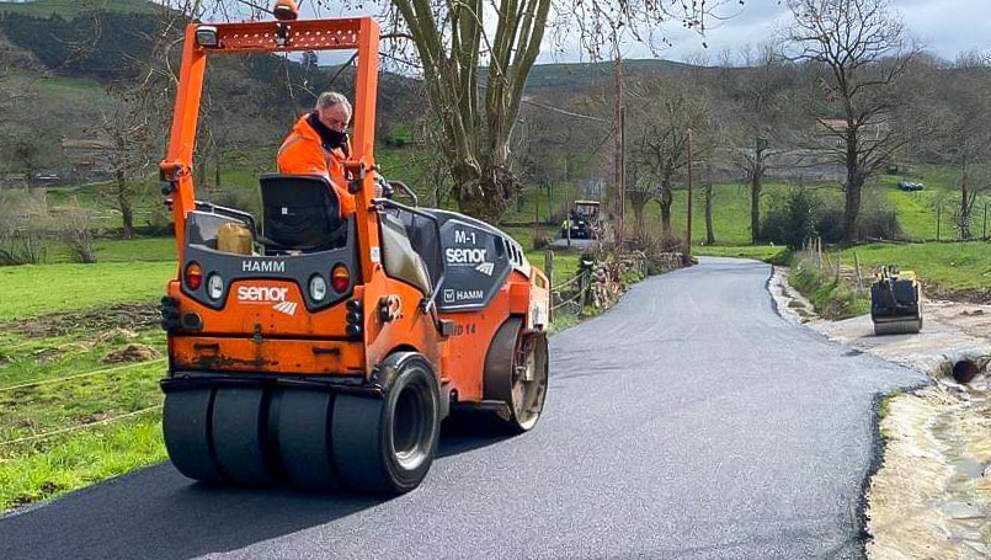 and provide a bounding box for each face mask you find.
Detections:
[308,112,349,153]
